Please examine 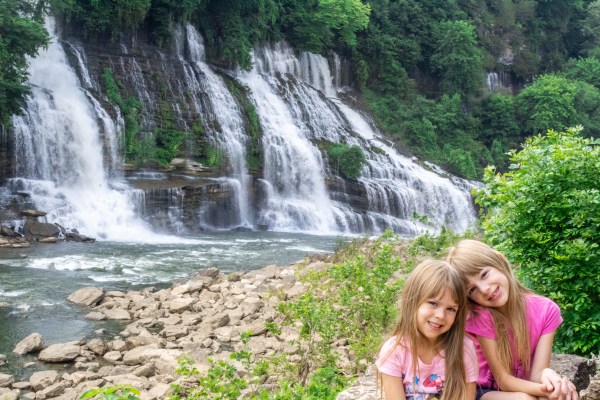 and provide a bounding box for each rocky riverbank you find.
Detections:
[0,258,598,400]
